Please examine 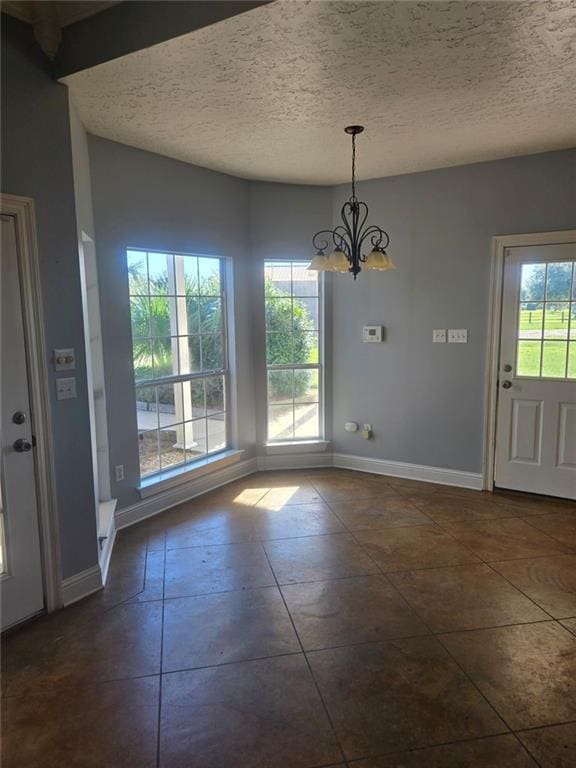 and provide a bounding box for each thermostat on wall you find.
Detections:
[362,326,383,343]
